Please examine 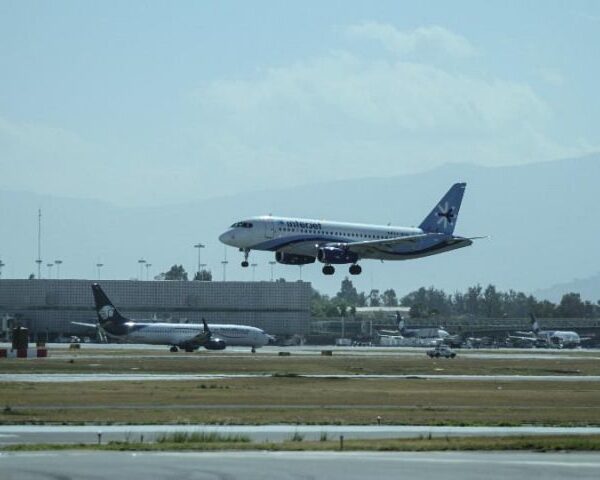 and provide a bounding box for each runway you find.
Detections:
[2,424,600,445]
[4,343,599,360]
[2,373,600,382]
[2,451,600,480]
